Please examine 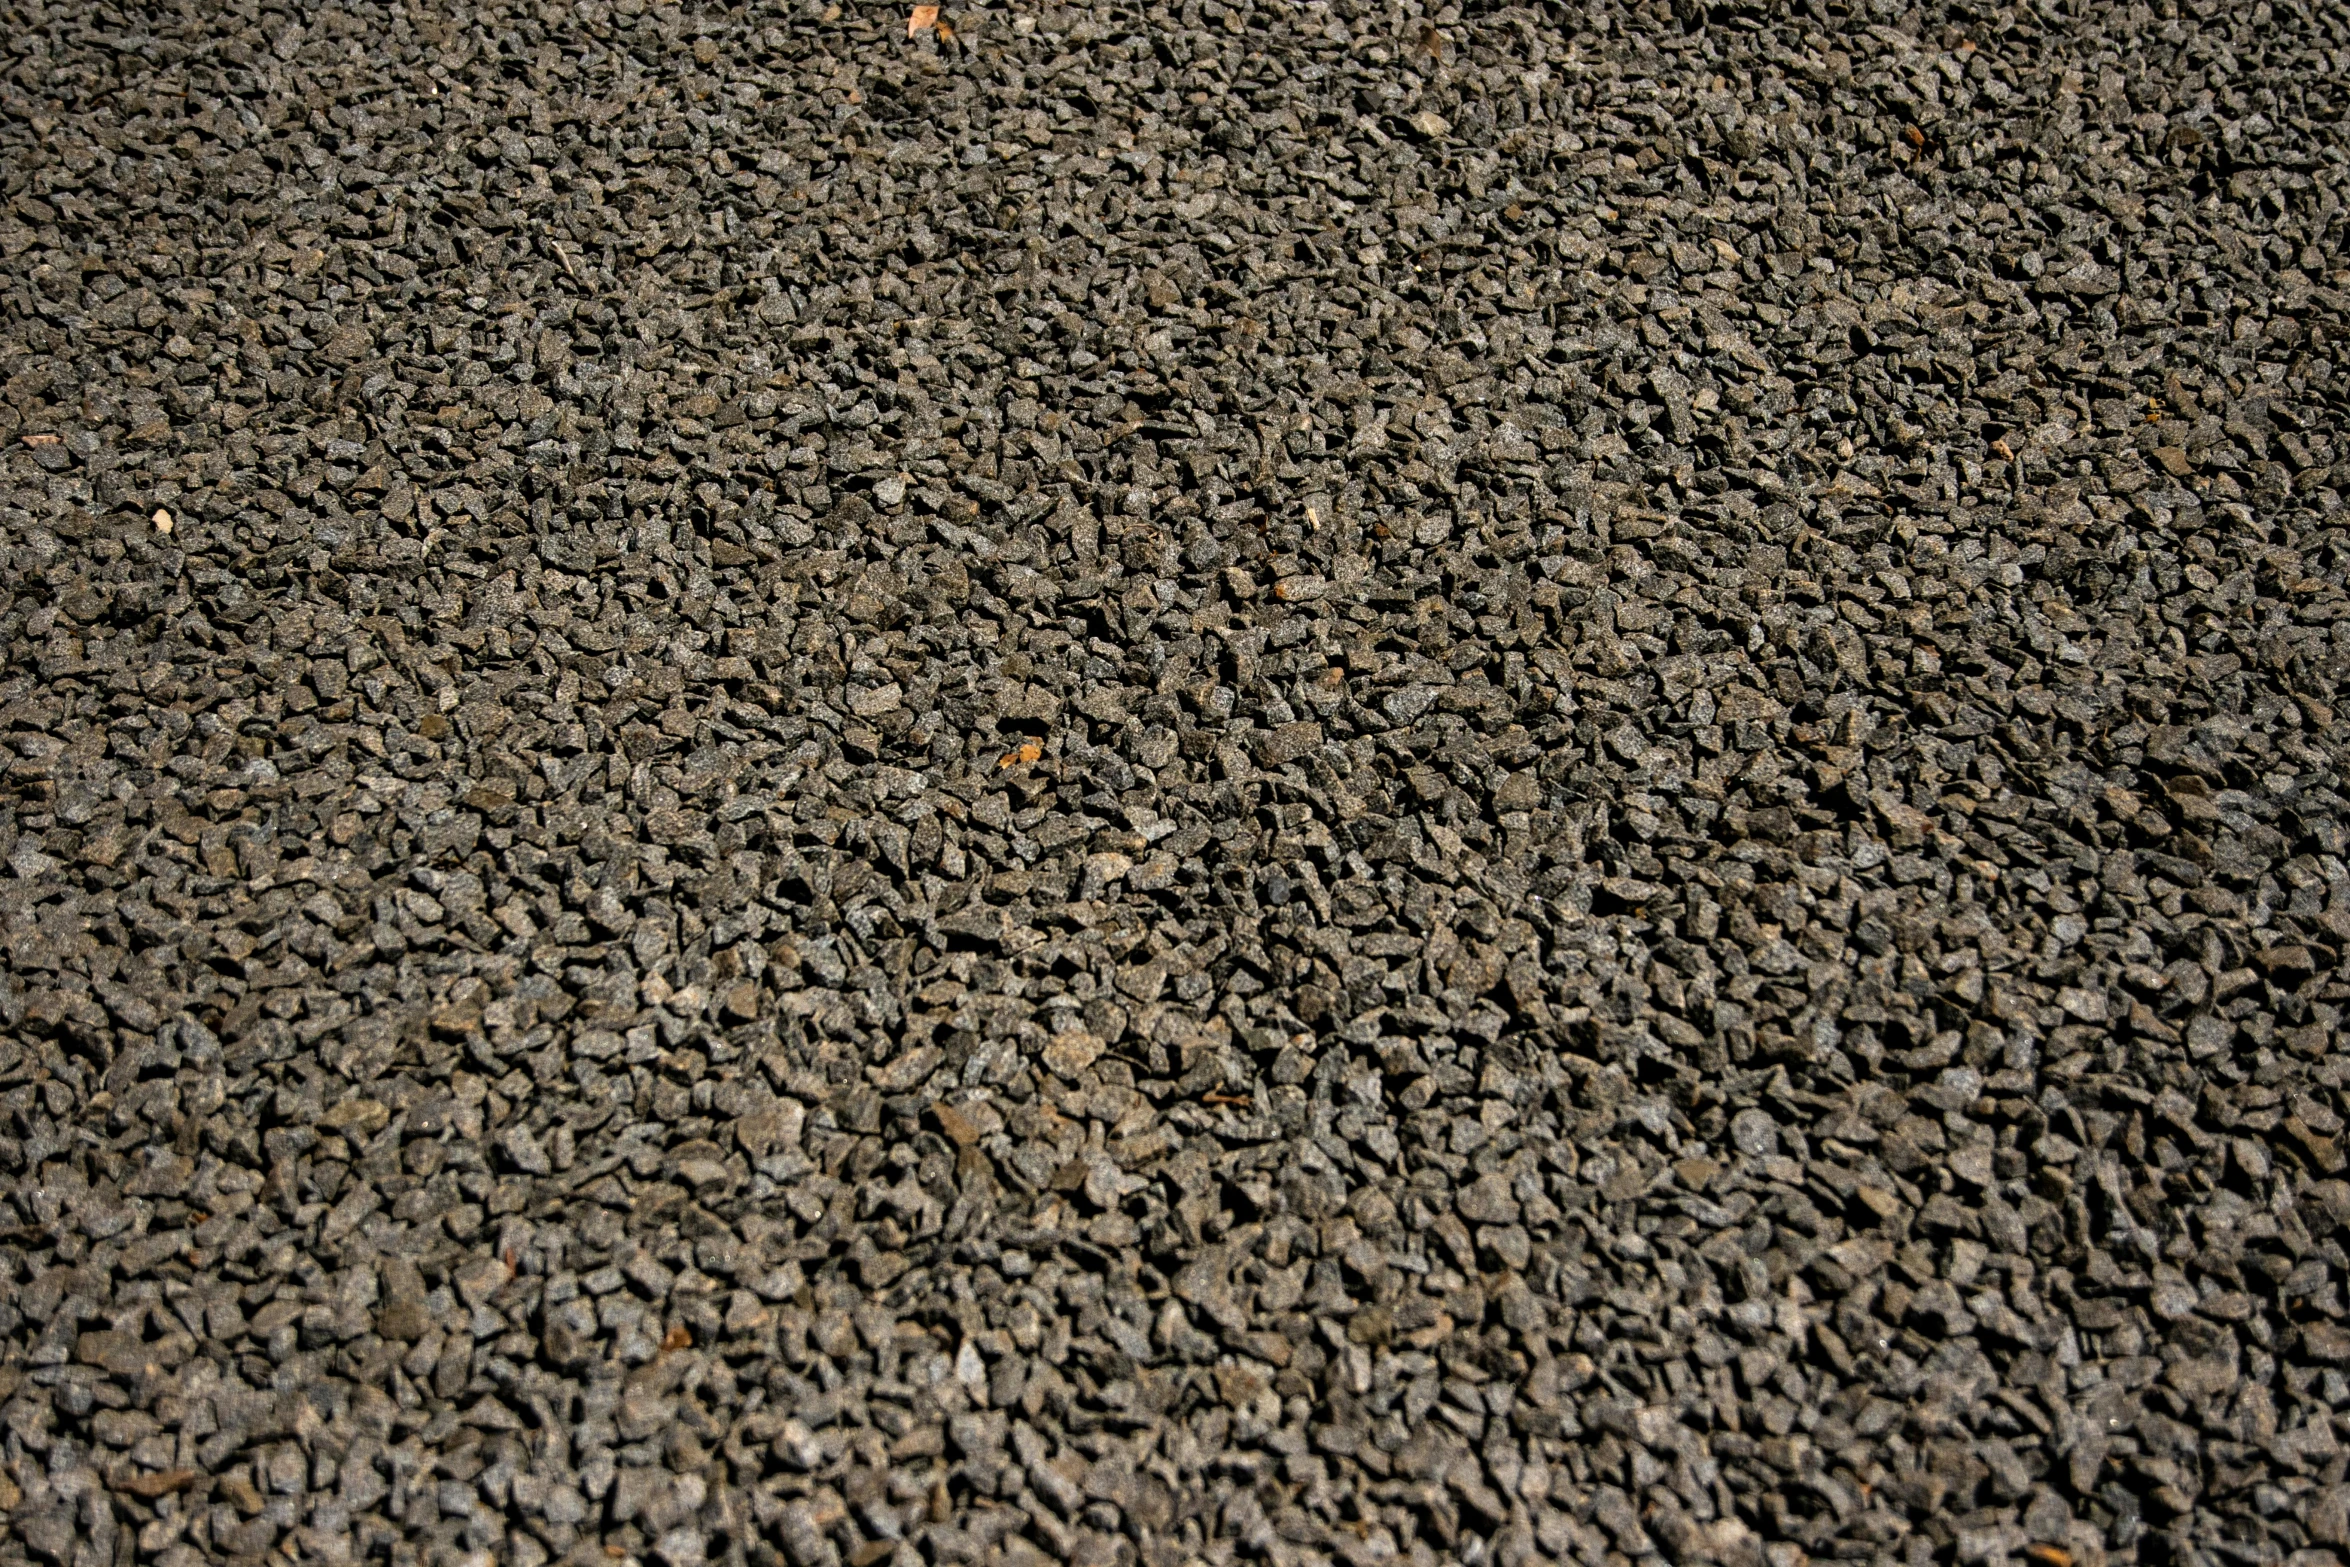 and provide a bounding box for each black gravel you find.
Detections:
[4,1,2349,1565]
